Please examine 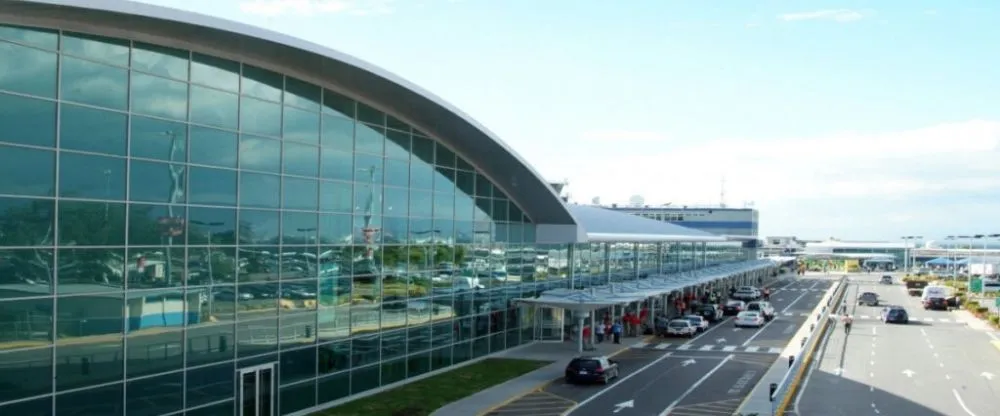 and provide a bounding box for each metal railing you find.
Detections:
[769,275,849,414]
